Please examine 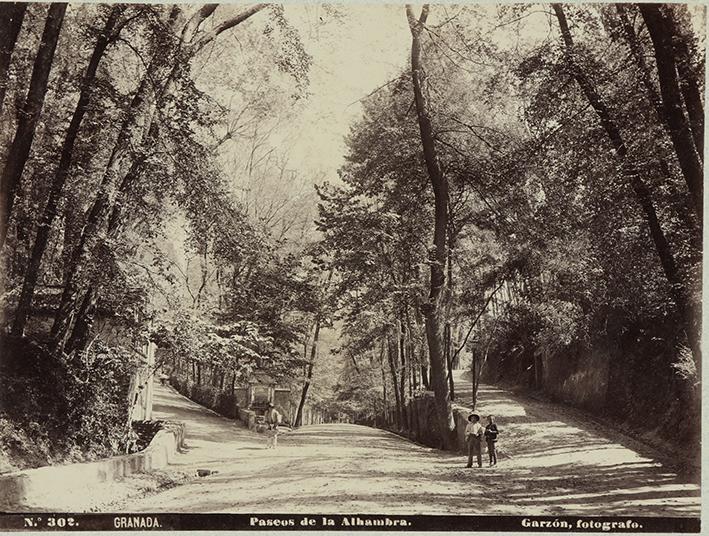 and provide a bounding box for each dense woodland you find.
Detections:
[321,3,703,458]
[0,3,703,470]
